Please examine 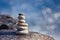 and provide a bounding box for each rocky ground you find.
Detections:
[0,30,54,40]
